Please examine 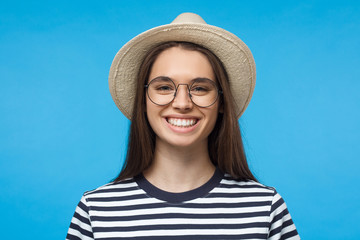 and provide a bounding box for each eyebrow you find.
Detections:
[149,76,216,84]
[149,76,172,82]
[192,77,216,84]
